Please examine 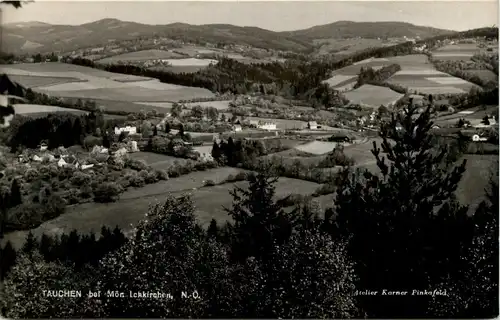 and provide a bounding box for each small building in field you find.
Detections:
[257,121,277,131]
[232,124,242,132]
[307,121,318,130]
[114,126,137,135]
